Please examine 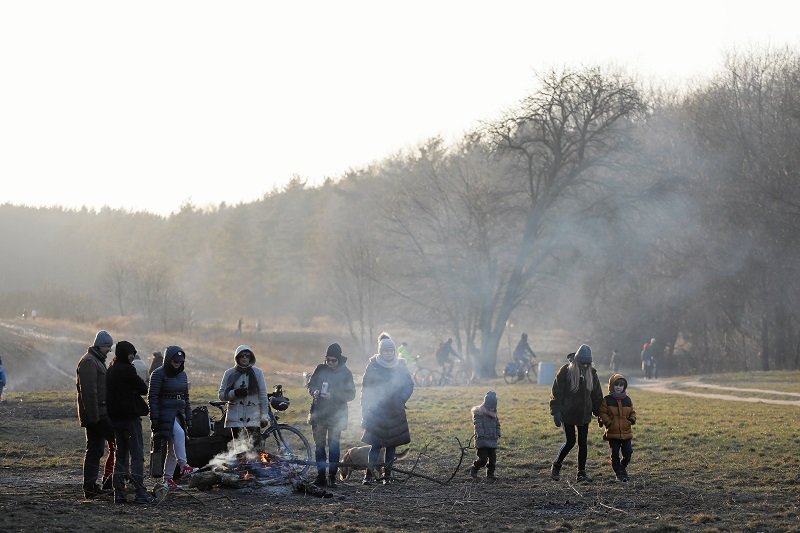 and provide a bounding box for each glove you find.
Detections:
[234,387,248,398]
[260,420,269,429]
[628,417,636,425]
[553,413,562,428]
